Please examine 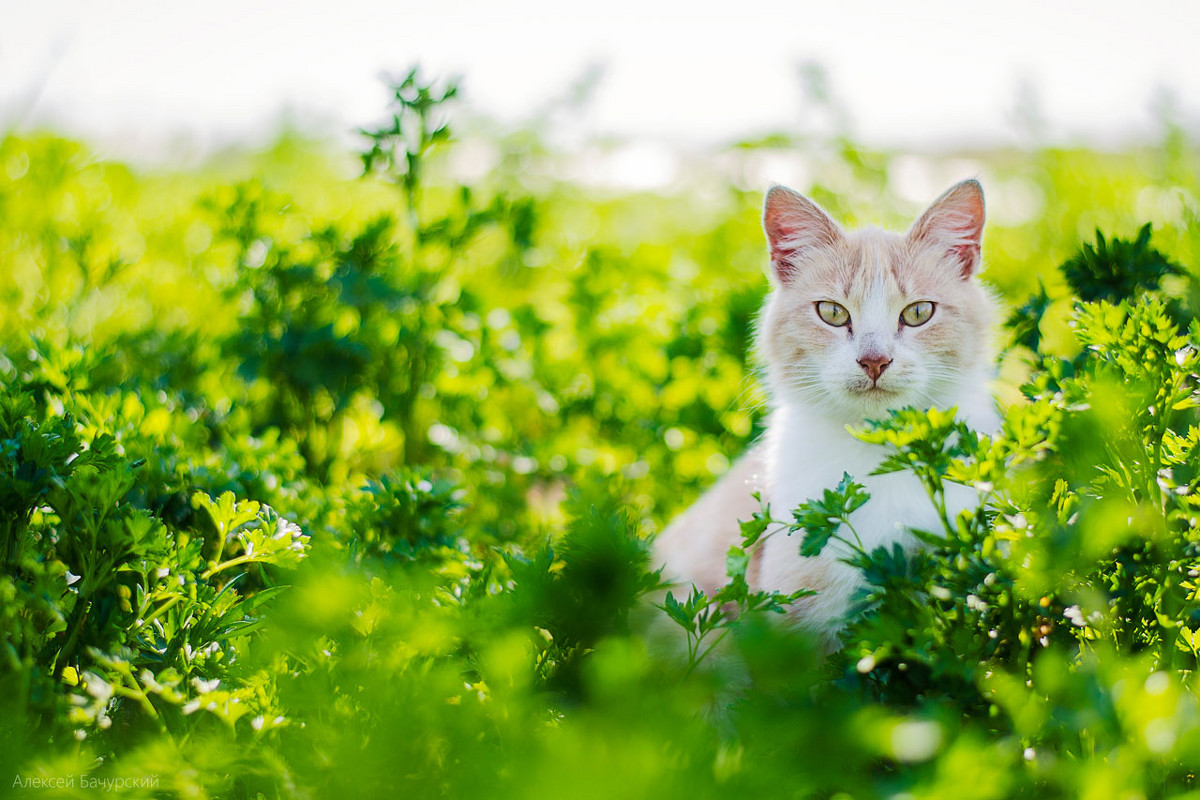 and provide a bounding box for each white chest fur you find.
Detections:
[755,381,999,638]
